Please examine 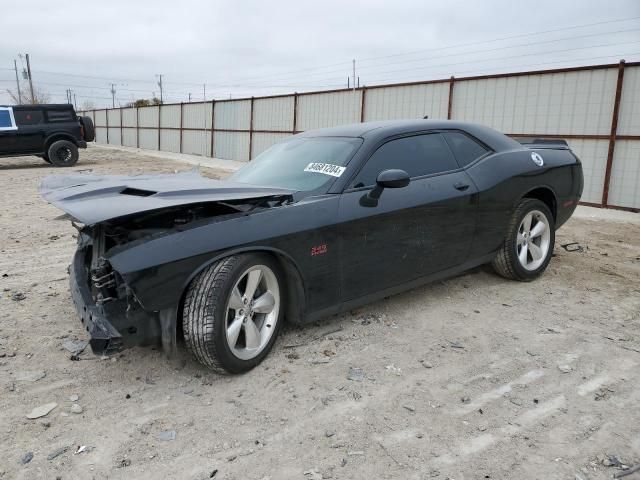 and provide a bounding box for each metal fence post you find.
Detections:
[210,100,215,158]
[105,109,109,144]
[157,104,162,151]
[292,92,298,134]
[447,76,455,120]
[119,107,123,146]
[136,107,140,149]
[602,60,626,207]
[248,96,255,160]
[179,102,184,154]
[360,87,366,122]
